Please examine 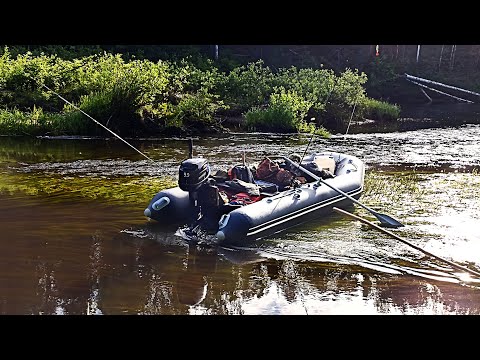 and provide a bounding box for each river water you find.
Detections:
[1,123,480,315]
